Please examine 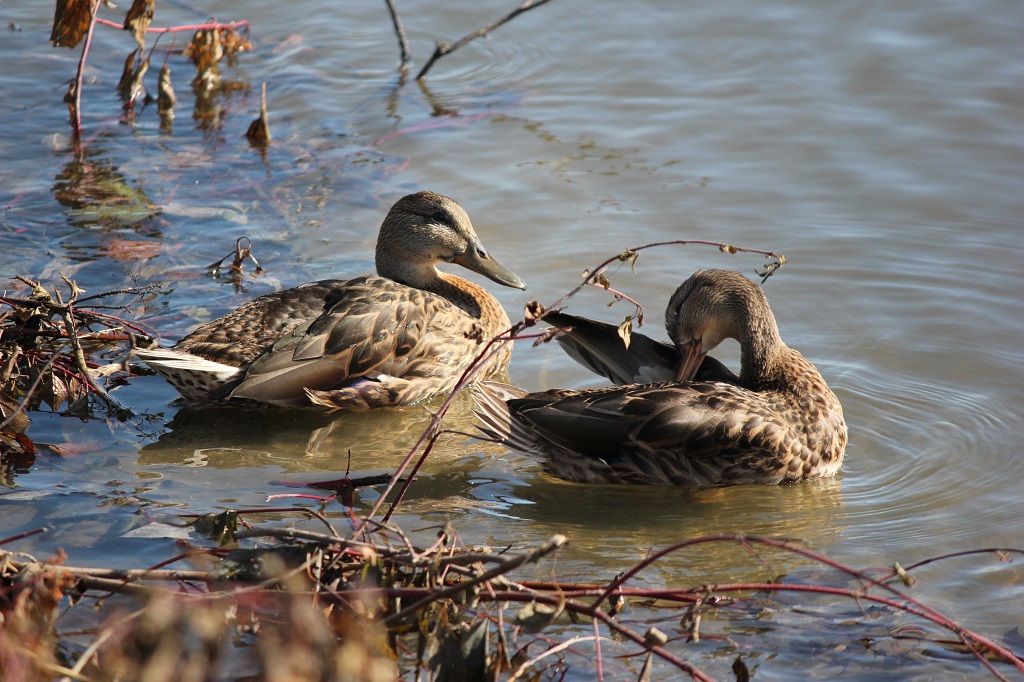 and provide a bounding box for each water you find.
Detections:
[2,0,1022,678]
